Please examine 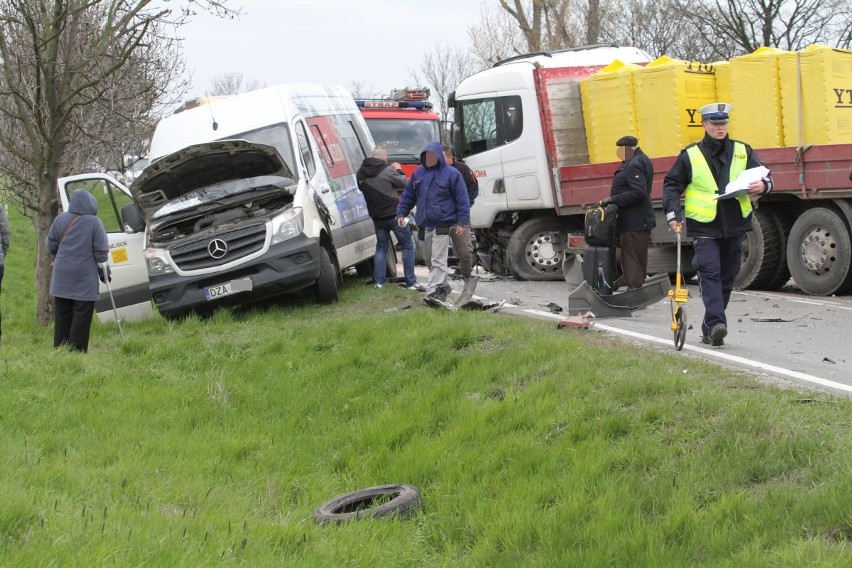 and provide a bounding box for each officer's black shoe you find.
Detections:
[700,334,723,346]
[709,324,727,347]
